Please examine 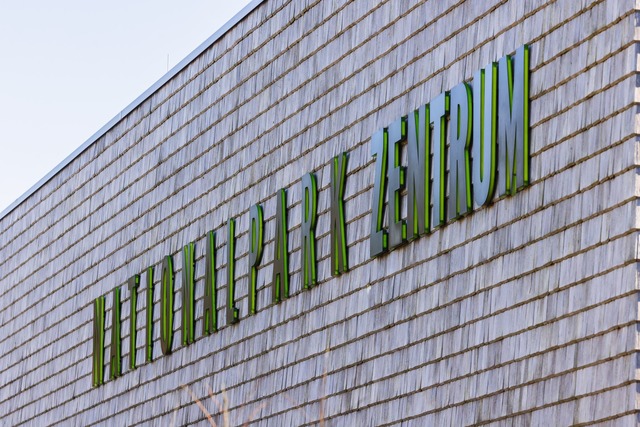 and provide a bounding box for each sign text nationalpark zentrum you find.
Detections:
[92,45,530,386]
